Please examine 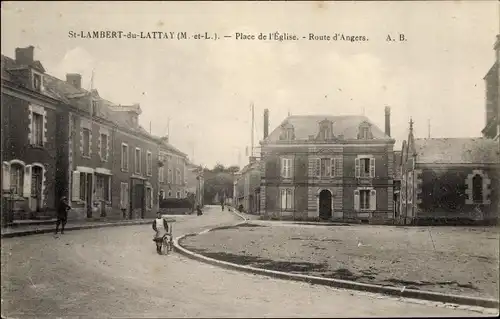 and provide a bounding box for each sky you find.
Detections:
[2,1,499,168]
